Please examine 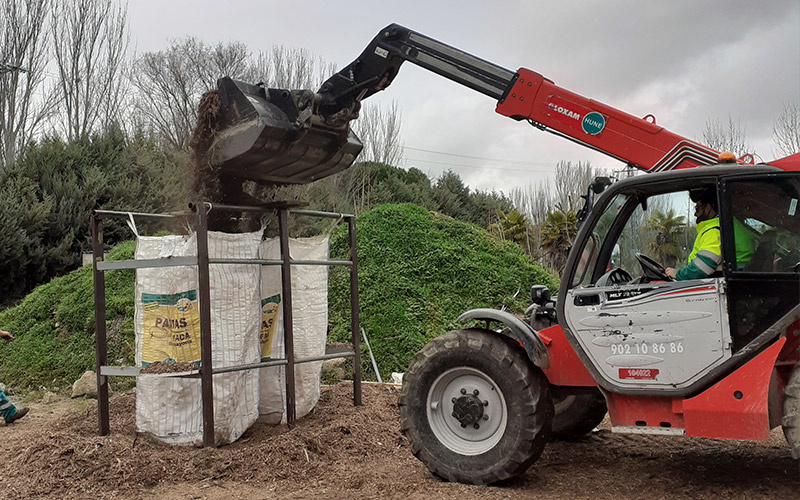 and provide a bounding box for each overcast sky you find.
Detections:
[127,0,799,194]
